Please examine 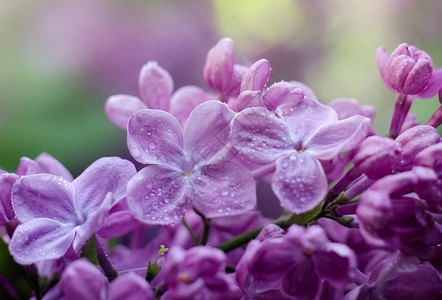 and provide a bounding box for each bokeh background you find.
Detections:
[1,0,441,176]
